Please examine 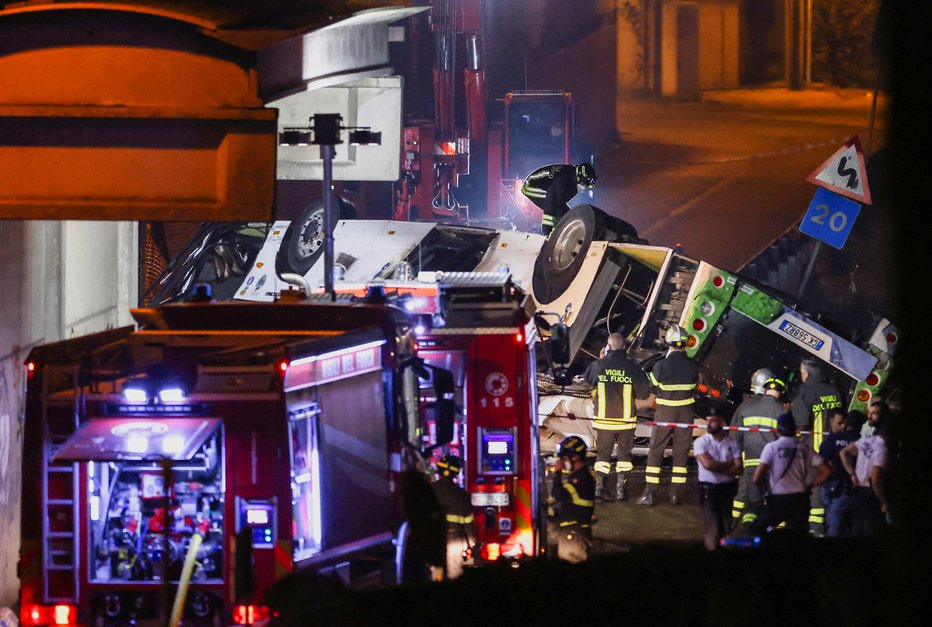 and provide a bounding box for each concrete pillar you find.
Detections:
[662,2,700,99]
